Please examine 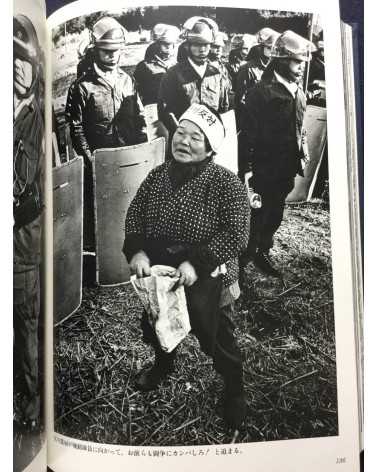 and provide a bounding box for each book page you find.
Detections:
[46,1,360,471]
[13,0,48,471]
